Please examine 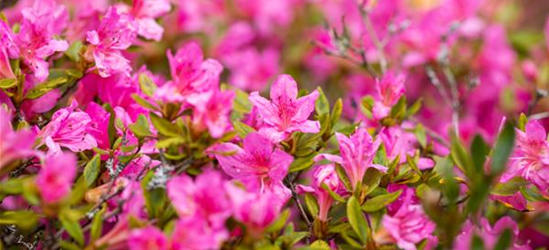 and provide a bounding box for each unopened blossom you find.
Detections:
[128,226,169,250]
[502,120,549,191]
[454,217,531,250]
[171,216,228,250]
[381,185,437,250]
[0,108,37,169]
[13,0,69,81]
[207,132,293,200]
[226,183,286,238]
[38,102,97,153]
[192,89,235,138]
[315,128,385,189]
[297,164,345,221]
[249,74,320,142]
[372,72,406,120]
[86,7,137,77]
[167,170,231,229]
[37,152,77,203]
[128,0,171,41]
